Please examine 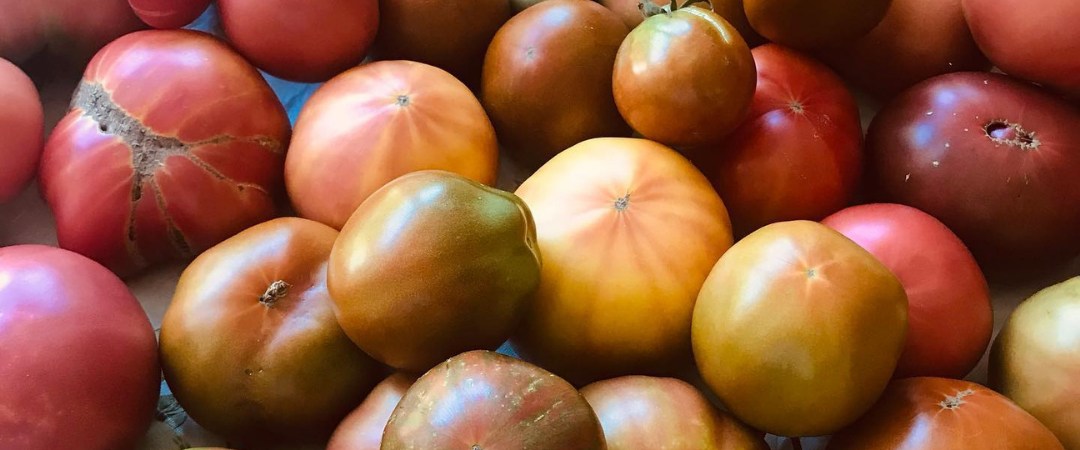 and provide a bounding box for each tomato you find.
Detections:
[38,30,291,277]
[693,221,907,437]
[383,350,606,450]
[0,0,144,63]
[867,72,1080,271]
[991,277,1080,450]
[328,374,416,450]
[0,58,43,204]
[128,0,212,28]
[822,204,992,379]
[511,138,733,385]
[481,0,630,166]
[329,171,541,372]
[613,3,755,147]
[691,44,862,237]
[581,376,769,450]
[599,0,762,45]
[743,0,890,49]
[286,60,499,230]
[827,378,1065,450]
[963,0,1080,97]
[372,0,509,87]
[218,0,379,82]
[819,0,989,99]
[0,245,159,450]
[160,218,382,445]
